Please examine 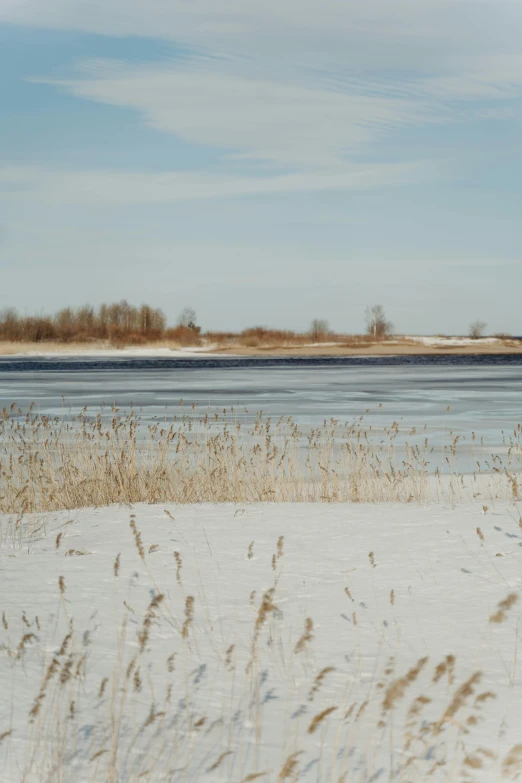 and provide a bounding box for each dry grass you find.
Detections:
[0,331,387,355]
[489,593,519,624]
[1,404,522,514]
[0,340,117,355]
[382,657,428,712]
[209,339,522,356]
[0,339,202,355]
[205,328,390,349]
